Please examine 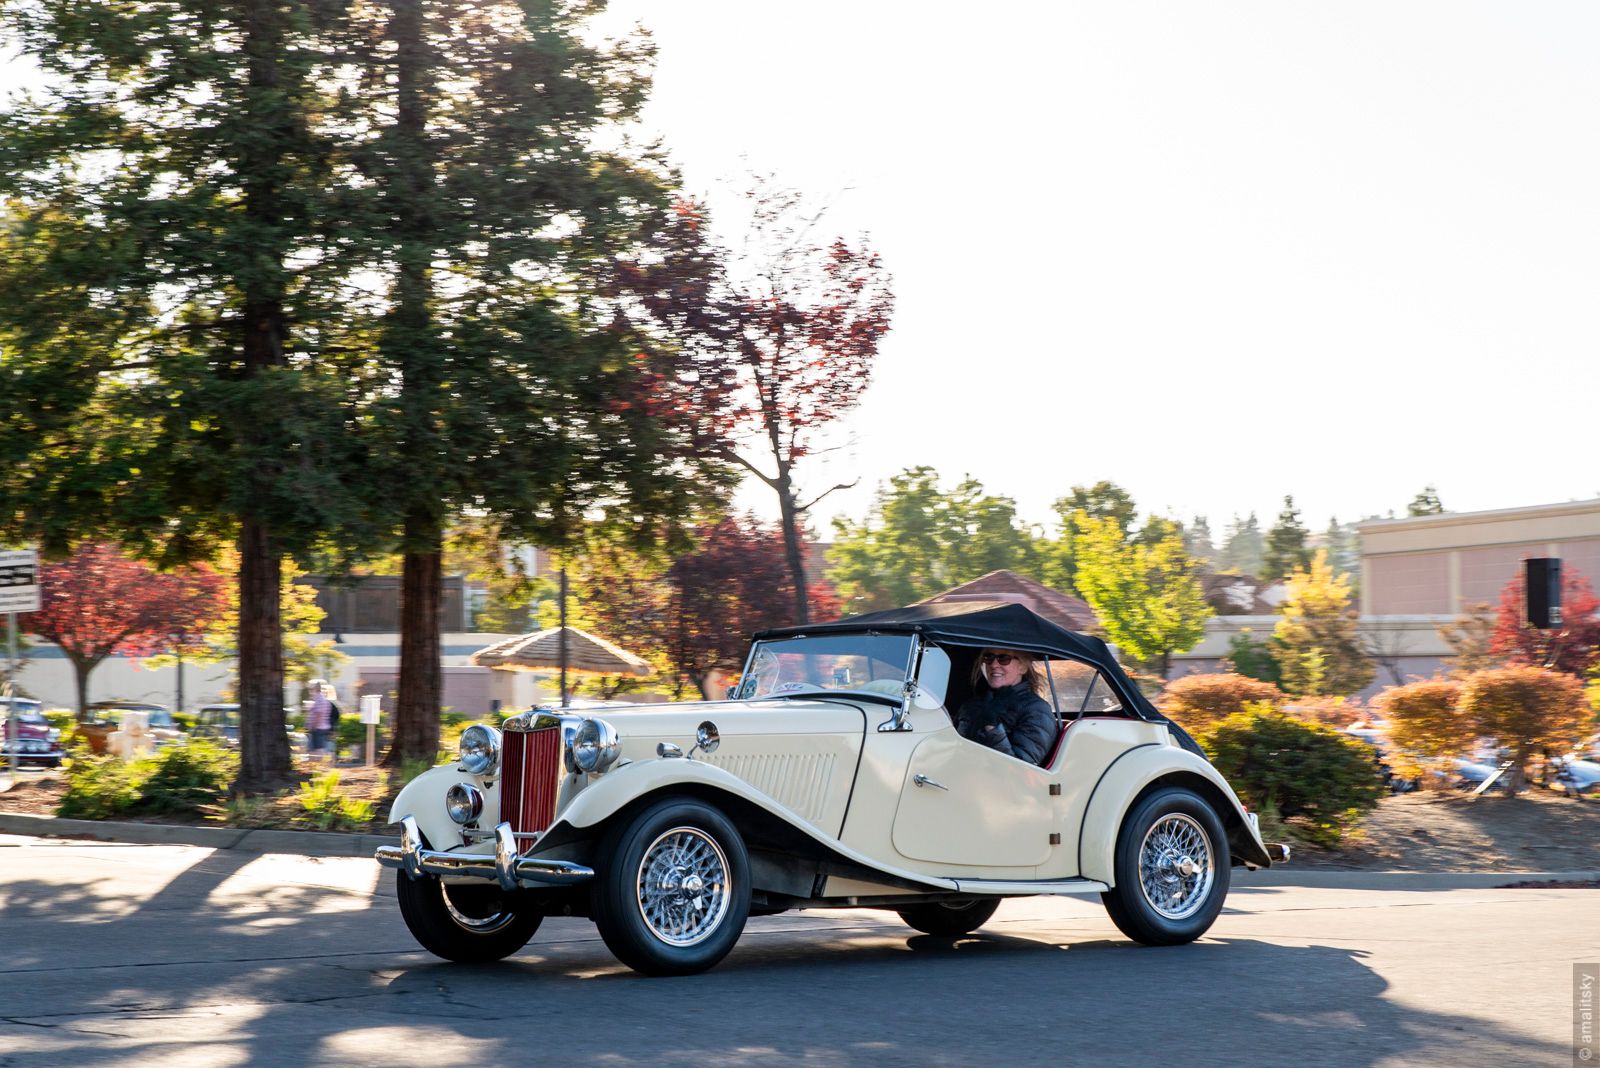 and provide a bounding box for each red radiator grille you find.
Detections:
[500,727,561,847]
